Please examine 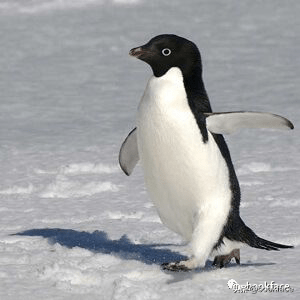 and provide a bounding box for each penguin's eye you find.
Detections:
[162,48,171,56]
